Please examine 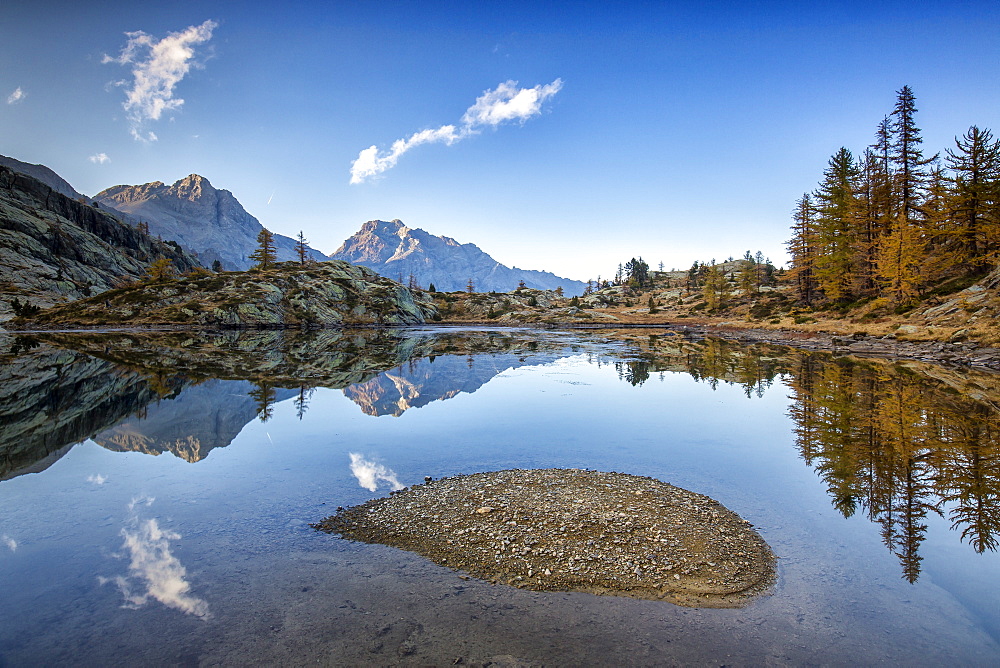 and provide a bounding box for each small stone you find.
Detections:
[475,507,494,514]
